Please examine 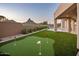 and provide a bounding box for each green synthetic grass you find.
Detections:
[31,30,77,56]
[0,36,54,56]
[0,30,77,56]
